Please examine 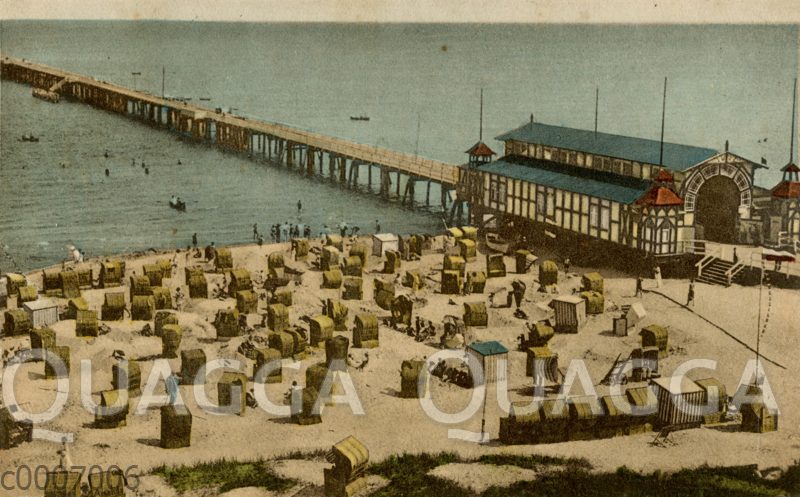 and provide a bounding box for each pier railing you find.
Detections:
[0,55,461,188]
